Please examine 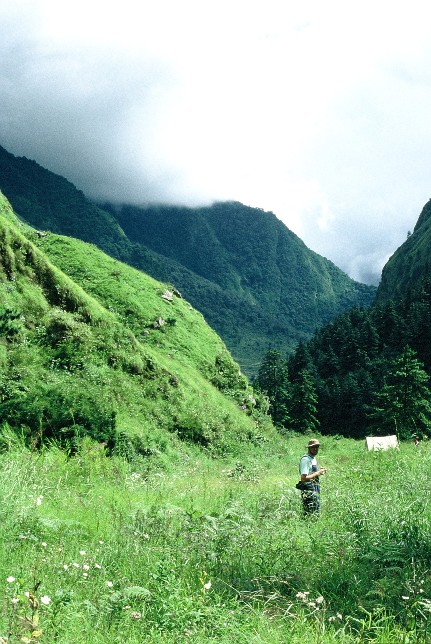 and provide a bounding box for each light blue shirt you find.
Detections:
[299,453,317,476]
